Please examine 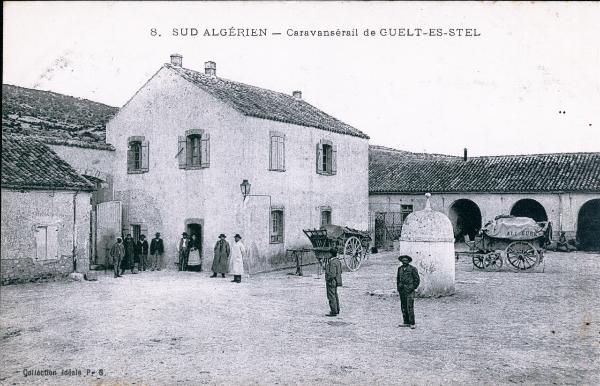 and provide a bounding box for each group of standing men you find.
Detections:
[109,232,165,278]
[110,232,247,283]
